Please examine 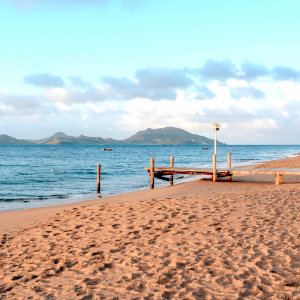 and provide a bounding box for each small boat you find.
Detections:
[103,148,113,151]
[202,147,209,150]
